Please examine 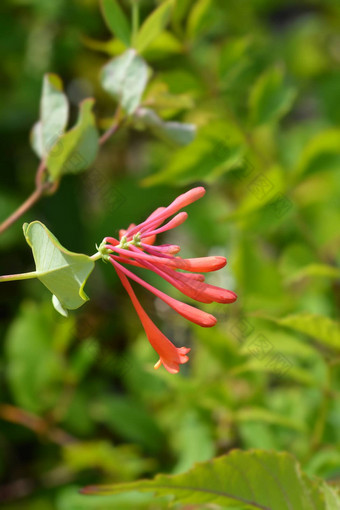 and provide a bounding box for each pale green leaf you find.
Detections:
[134,108,196,146]
[100,0,131,47]
[23,221,95,313]
[135,0,174,53]
[101,49,149,114]
[41,73,69,154]
[46,98,99,180]
[30,120,44,159]
[249,67,296,126]
[52,294,69,317]
[30,74,69,158]
[83,449,334,509]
